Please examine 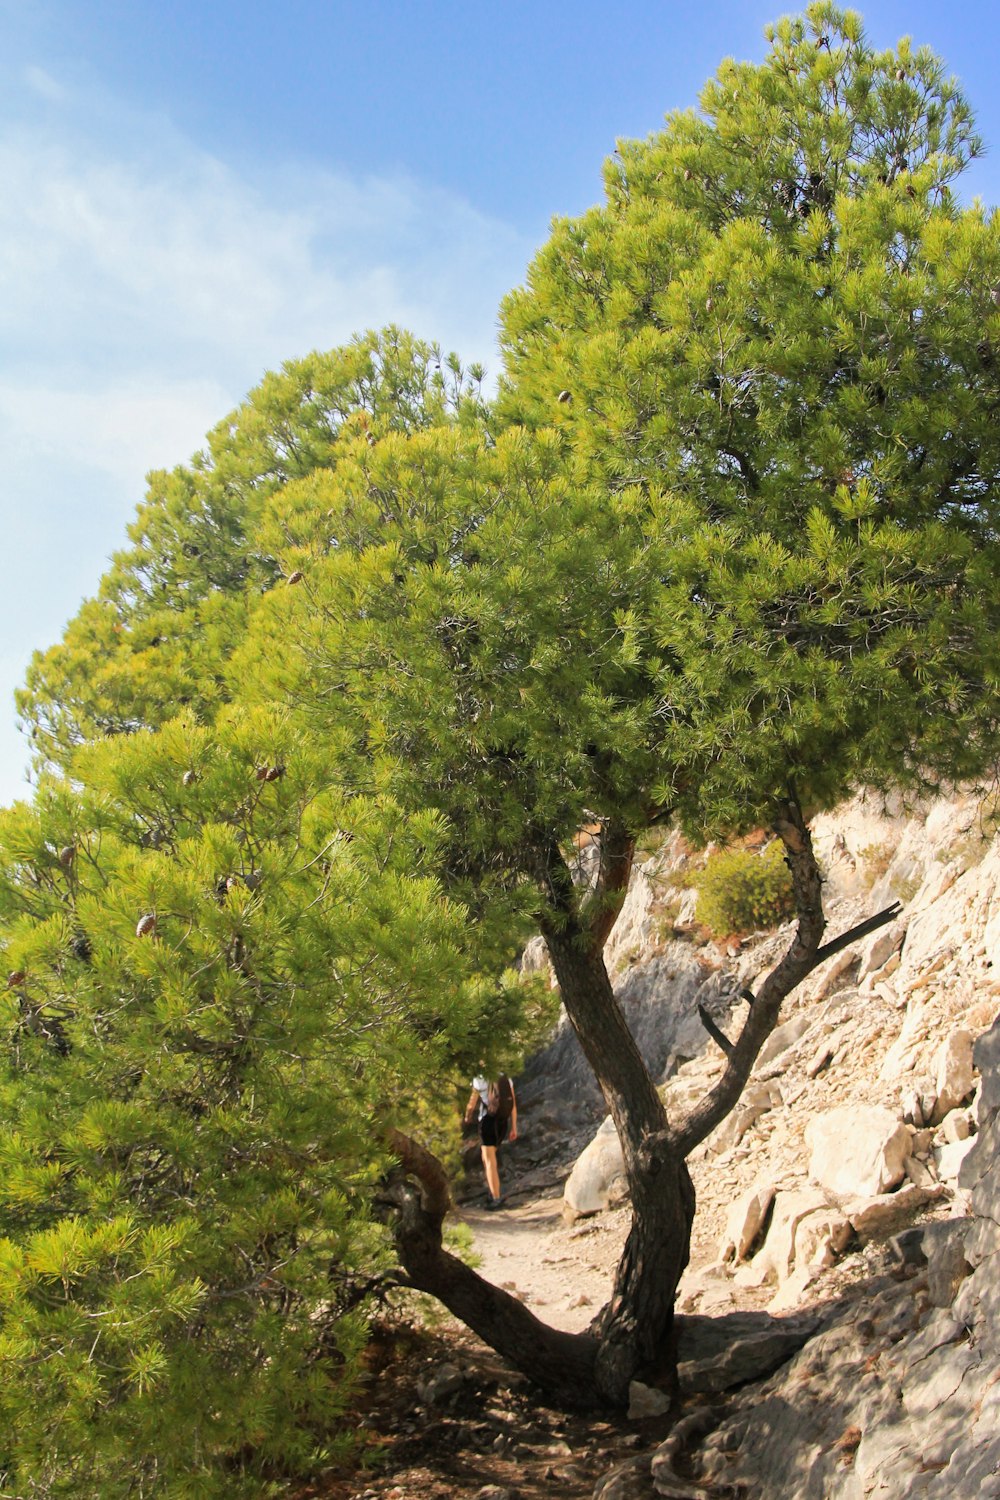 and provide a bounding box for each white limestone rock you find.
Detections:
[806,1105,911,1200]
[563,1116,626,1217]
[939,1109,971,1144]
[755,1014,812,1071]
[753,1189,831,1285]
[932,1029,975,1121]
[793,1207,852,1269]
[845,1183,944,1242]
[627,1381,671,1420]
[933,1135,976,1184]
[707,1081,780,1155]
[858,918,907,980]
[719,1181,776,1263]
[903,1155,938,1191]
